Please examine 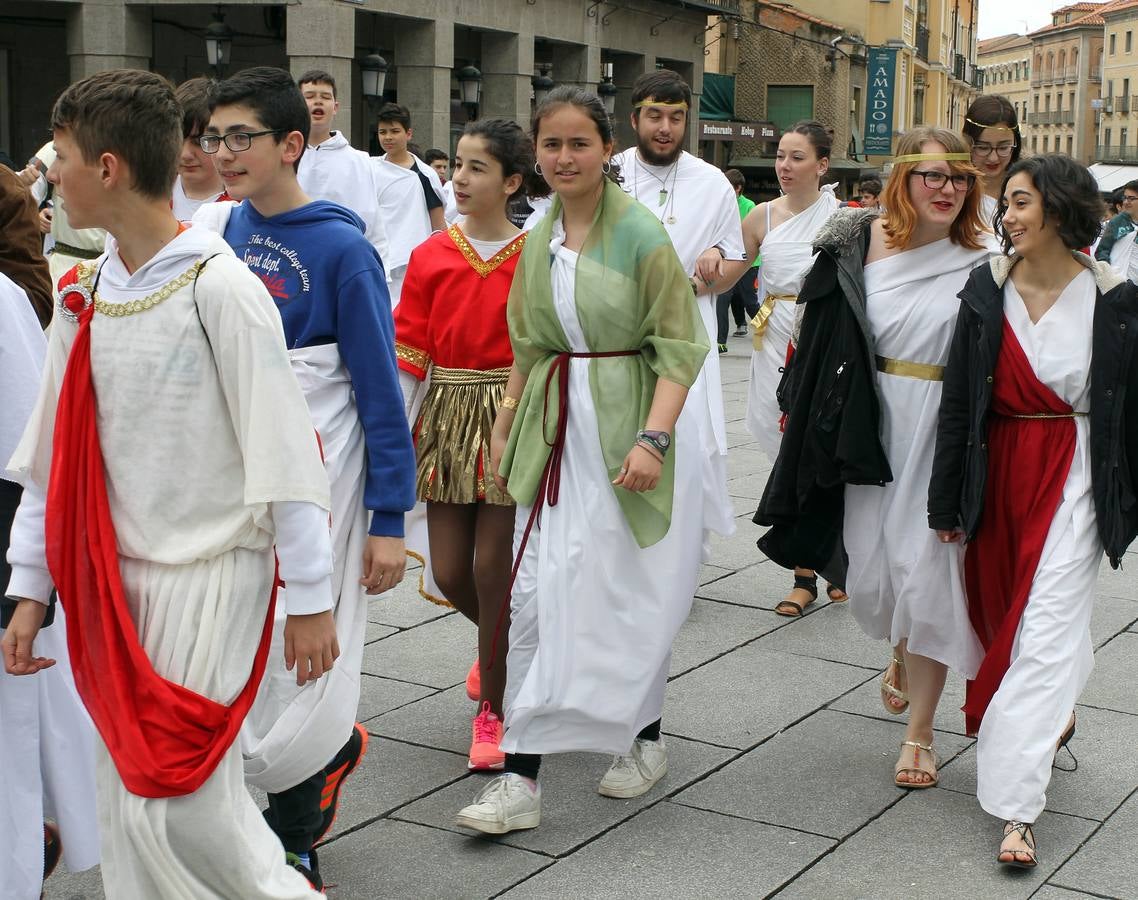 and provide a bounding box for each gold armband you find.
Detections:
[499,395,520,411]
